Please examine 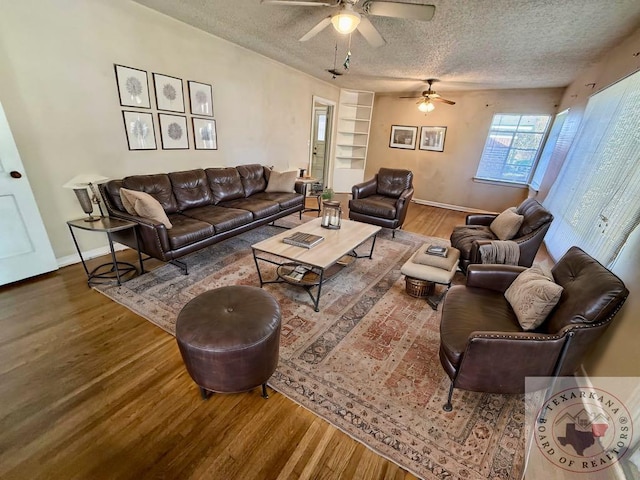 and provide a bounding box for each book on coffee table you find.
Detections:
[426,245,449,257]
[283,232,324,248]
